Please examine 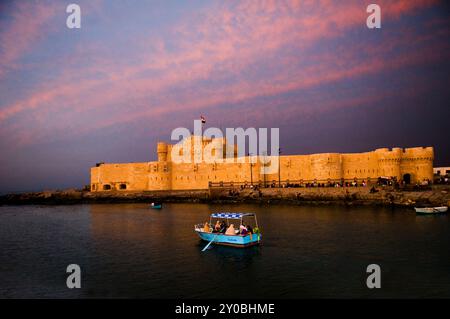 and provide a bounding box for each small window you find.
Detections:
[119,184,126,190]
[103,184,111,190]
